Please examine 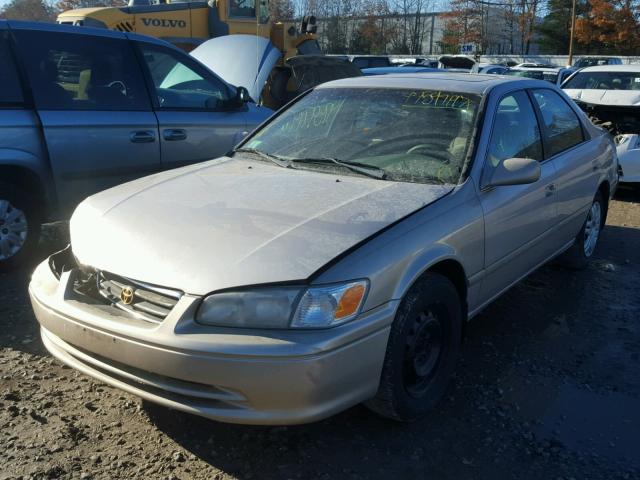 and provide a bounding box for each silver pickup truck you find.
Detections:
[0,20,273,269]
